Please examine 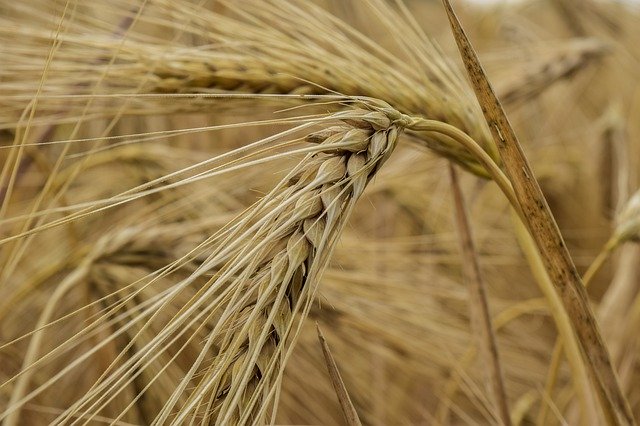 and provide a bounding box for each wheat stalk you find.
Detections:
[316,324,362,426]
[449,164,511,426]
